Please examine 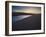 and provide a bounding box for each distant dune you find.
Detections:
[12,12,41,16]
